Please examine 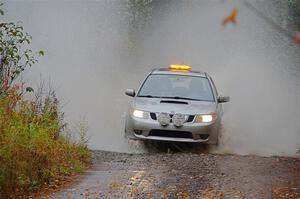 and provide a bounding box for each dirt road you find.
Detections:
[51,145,300,199]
